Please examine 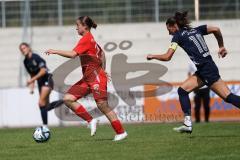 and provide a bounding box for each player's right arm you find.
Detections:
[147,48,175,61]
[147,42,177,61]
[28,74,35,94]
[46,37,89,58]
[23,60,35,93]
[45,49,78,58]
[147,32,179,61]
